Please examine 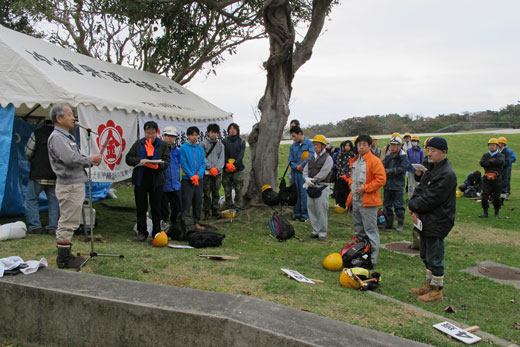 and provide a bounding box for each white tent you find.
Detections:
[0,25,232,216]
[0,25,232,122]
